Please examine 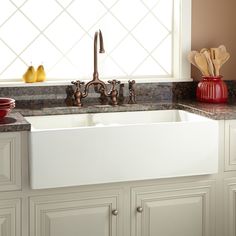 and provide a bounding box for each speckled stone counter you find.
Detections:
[2,100,236,132]
[1,80,236,132]
[15,102,176,117]
[0,112,30,132]
[178,101,236,120]
[15,101,236,119]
